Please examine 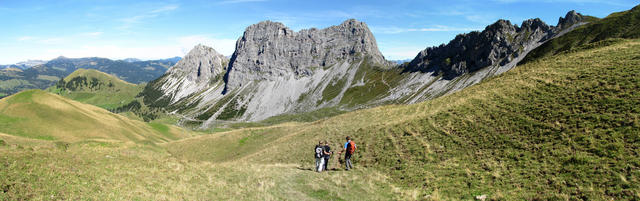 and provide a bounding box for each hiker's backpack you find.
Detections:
[346,141,356,154]
[315,145,323,158]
